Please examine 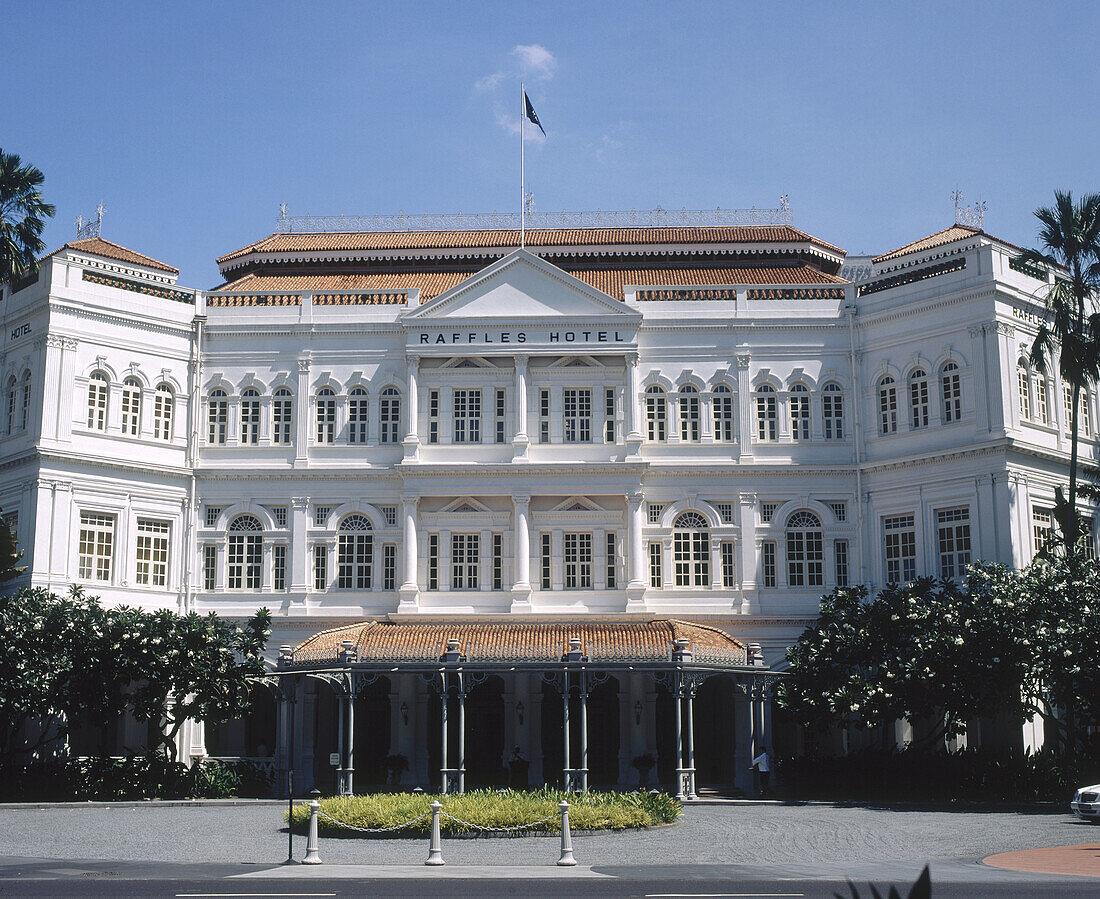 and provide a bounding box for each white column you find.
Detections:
[739,492,758,614]
[398,494,419,612]
[295,358,310,462]
[626,491,646,610]
[290,497,309,592]
[403,354,420,461]
[625,353,642,456]
[736,352,753,463]
[513,354,529,460]
[511,494,533,612]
